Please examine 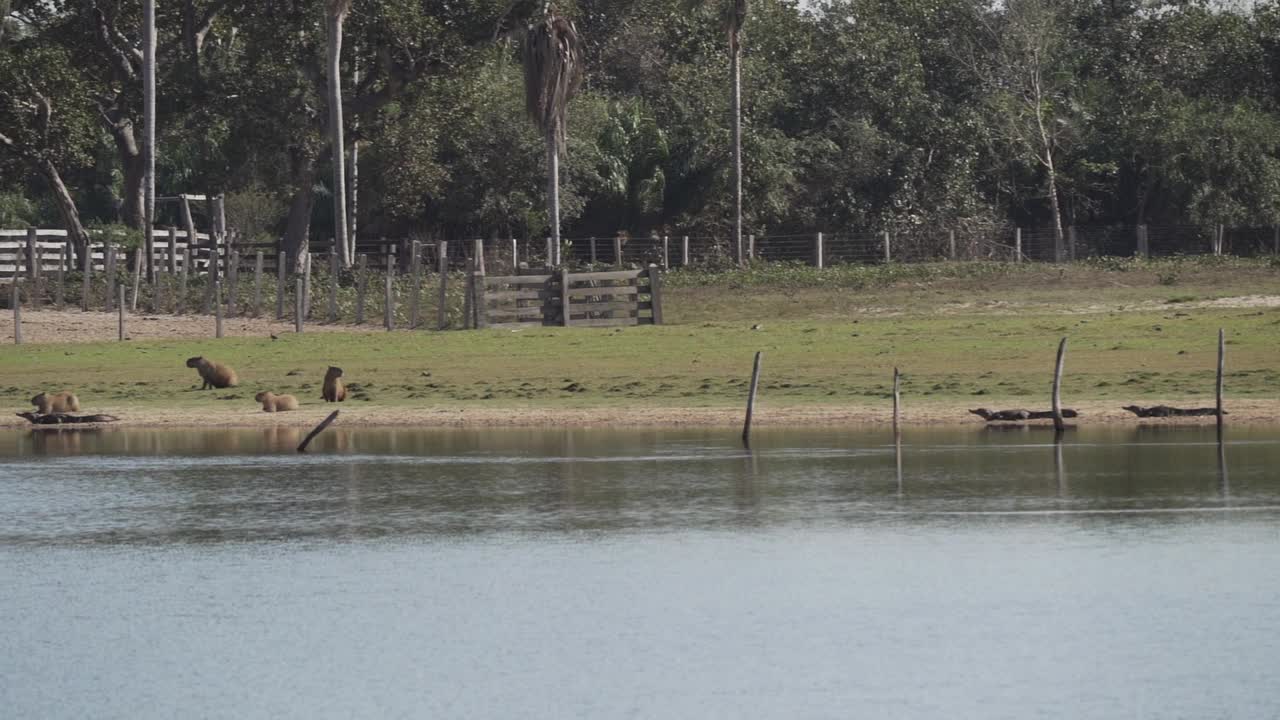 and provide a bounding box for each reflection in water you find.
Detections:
[1055,437,1067,498]
[895,431,903,497]
[1219,427,1230,500]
